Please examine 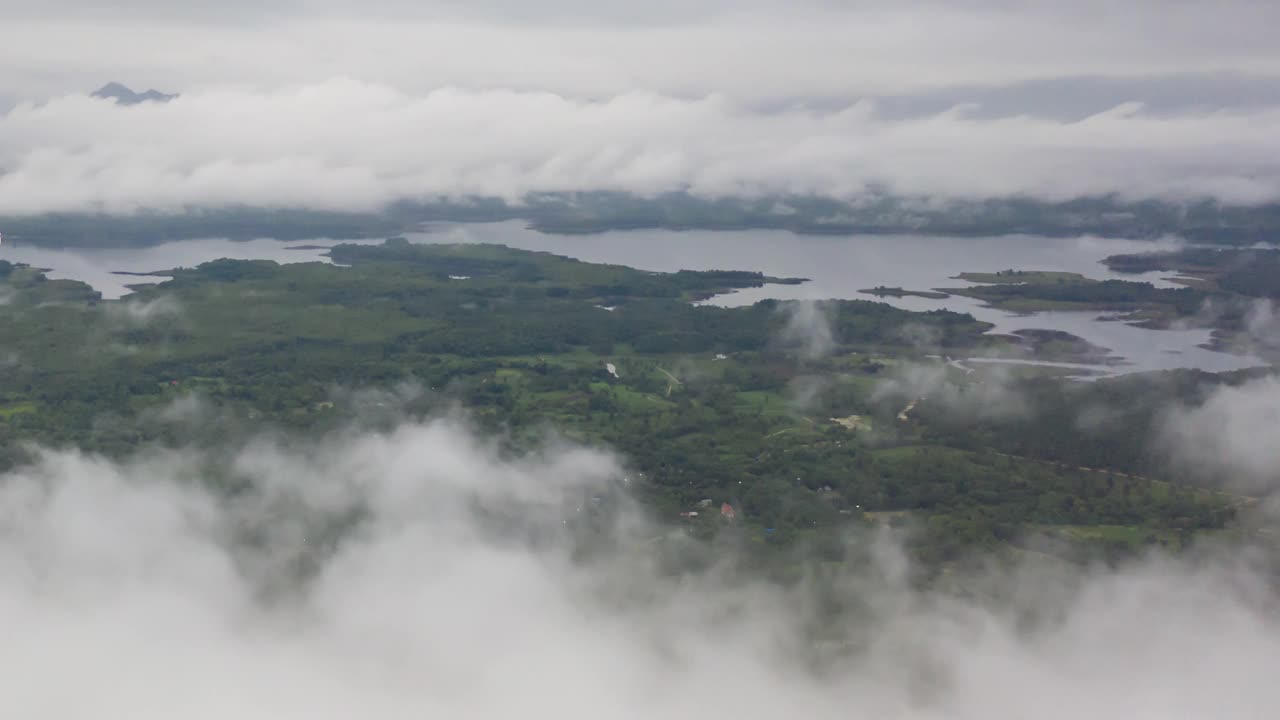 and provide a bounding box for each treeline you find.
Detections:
[1105,247,1280,299]
[951,278,1206,314]
[0,241,1247,565]
[910,367,1276,488]
[8,193,1280,248]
